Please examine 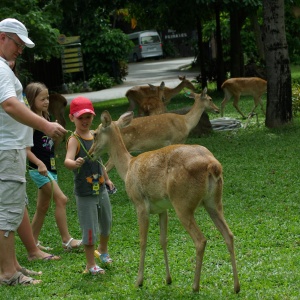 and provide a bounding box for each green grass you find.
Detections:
[4,90,300,299]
